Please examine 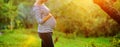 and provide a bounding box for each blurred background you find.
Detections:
[0,0,120,47]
